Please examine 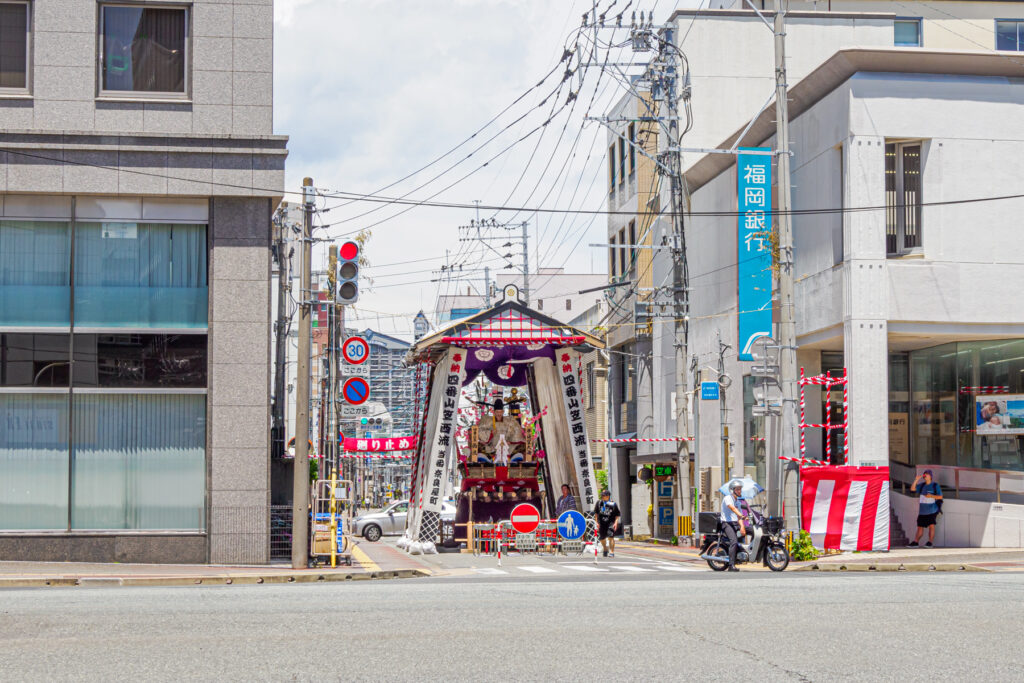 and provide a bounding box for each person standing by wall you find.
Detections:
[555,484,577,517]
[909,470,943,547]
